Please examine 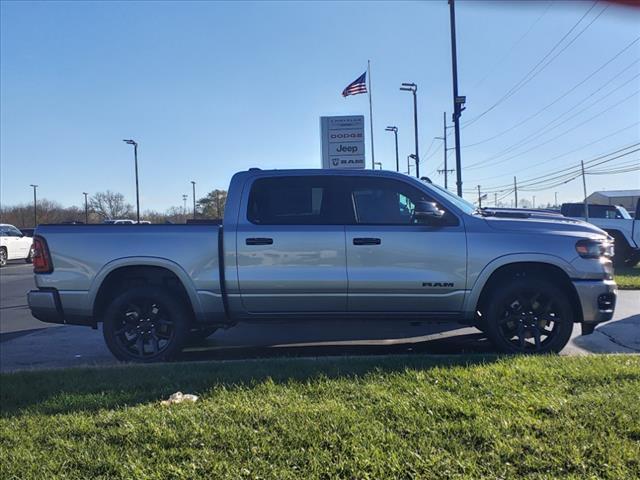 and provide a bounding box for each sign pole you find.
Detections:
[367,60,375,169]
